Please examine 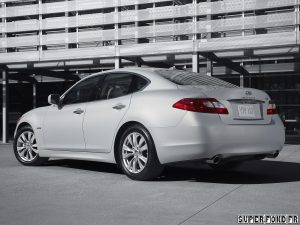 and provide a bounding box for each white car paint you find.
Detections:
[14,67,285,165]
